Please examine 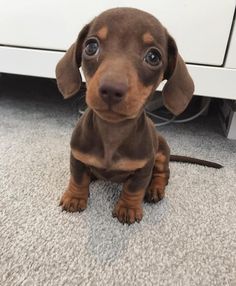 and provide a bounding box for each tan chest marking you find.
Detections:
[71,149,147,171]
